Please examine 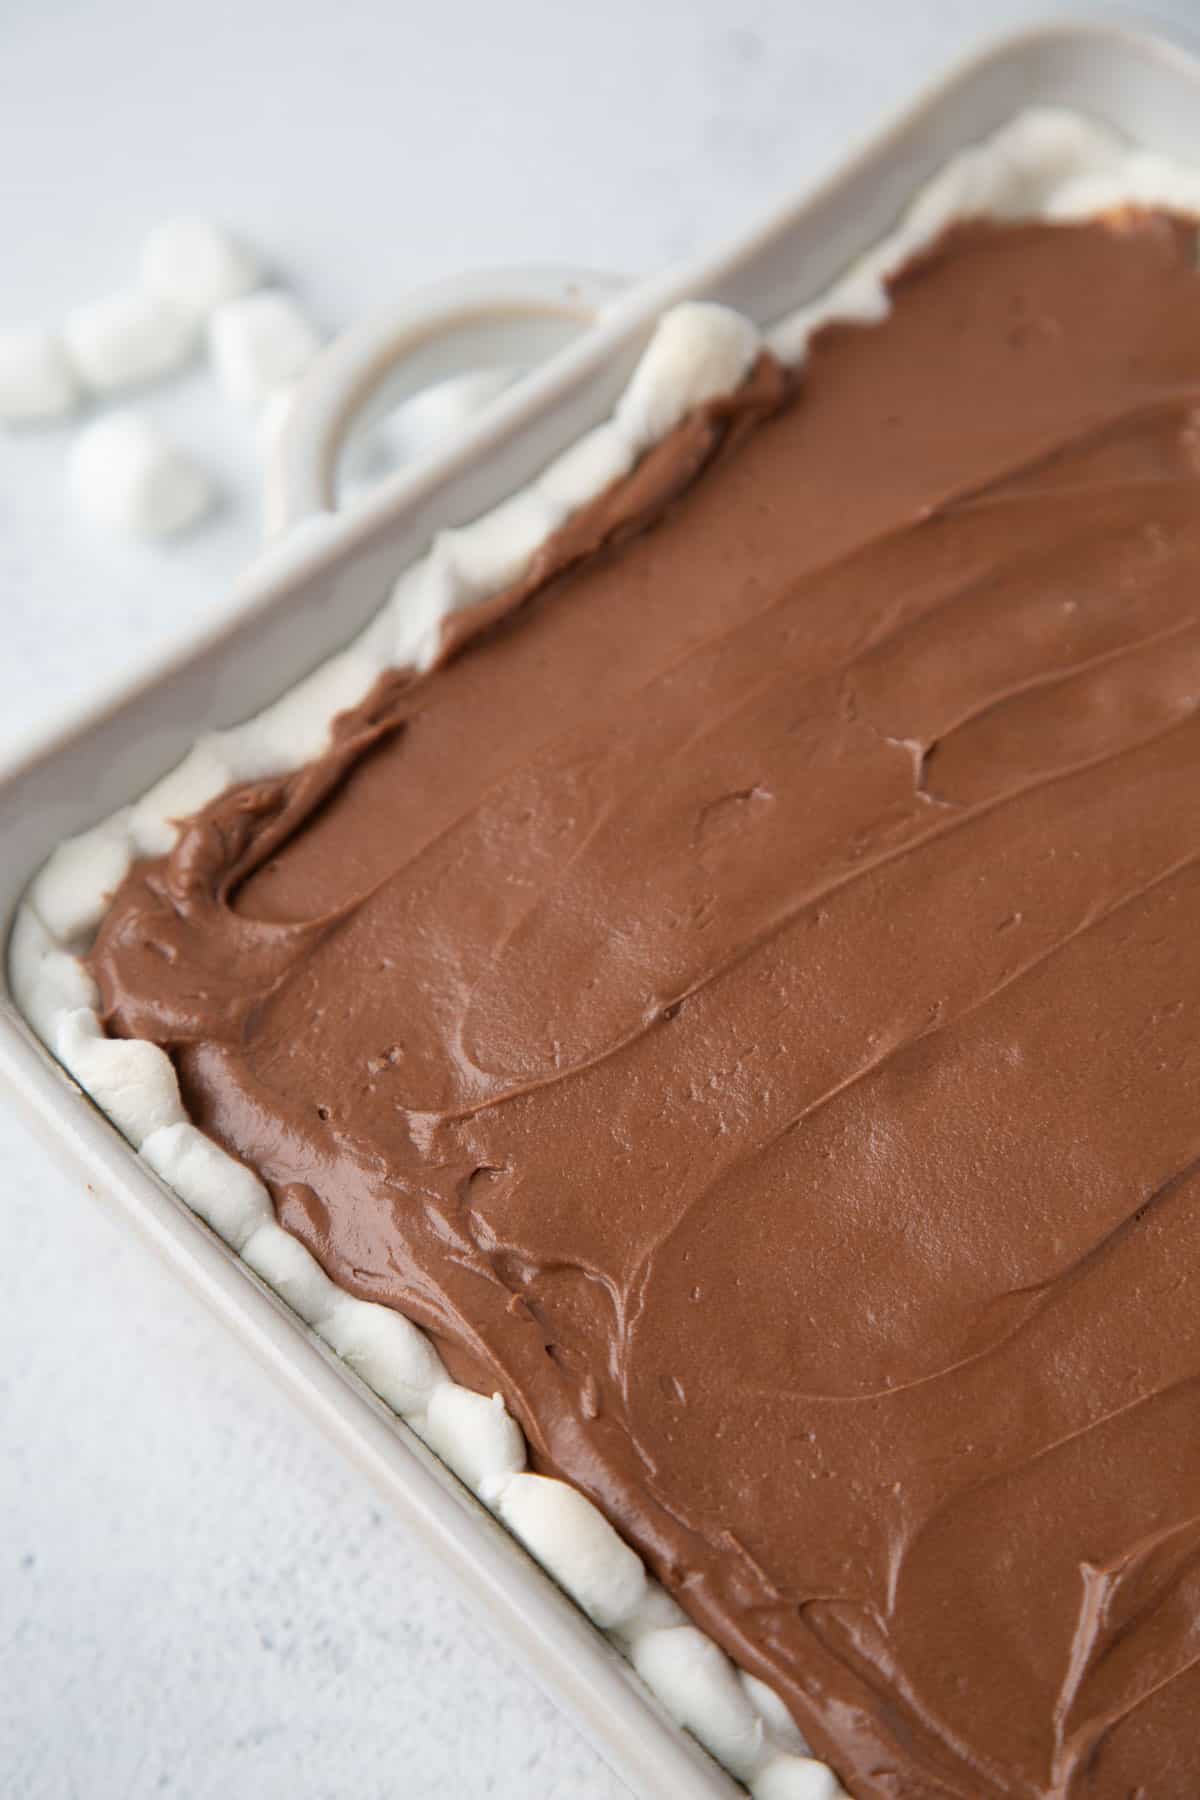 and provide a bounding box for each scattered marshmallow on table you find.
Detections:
[63,288,196,391]
[140,216,259,317]
[0,326,79,423]
[209,288,321,412]
[68,410,214,538]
